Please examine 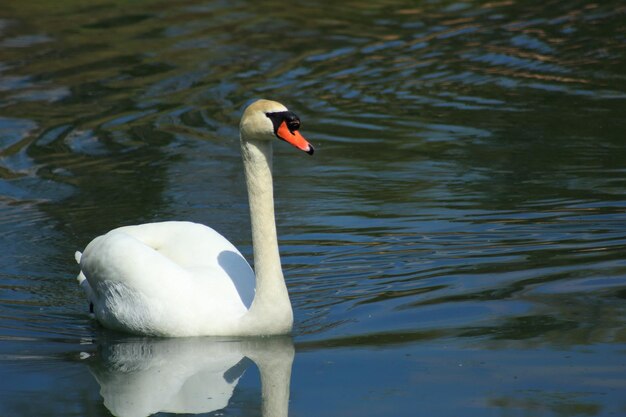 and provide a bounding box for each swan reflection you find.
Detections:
[85,335,294,417]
